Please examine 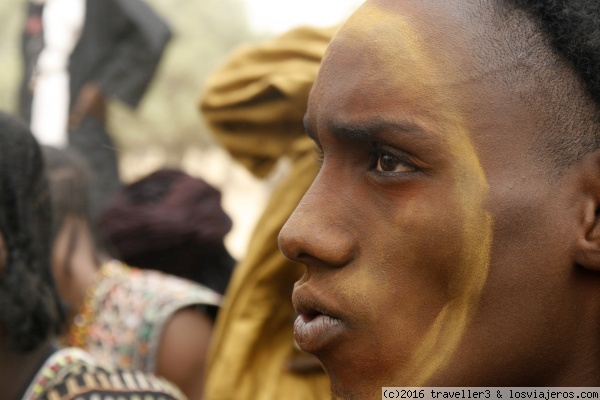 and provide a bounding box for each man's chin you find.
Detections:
[329,377,378,400]
[321,355,389,400]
